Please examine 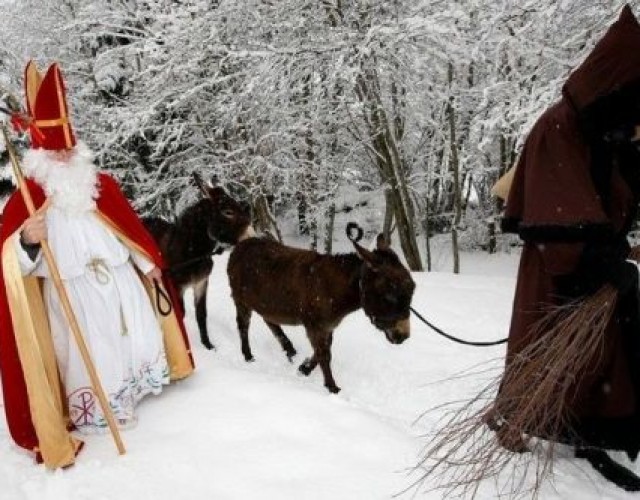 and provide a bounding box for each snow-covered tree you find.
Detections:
[0,0,634,269]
